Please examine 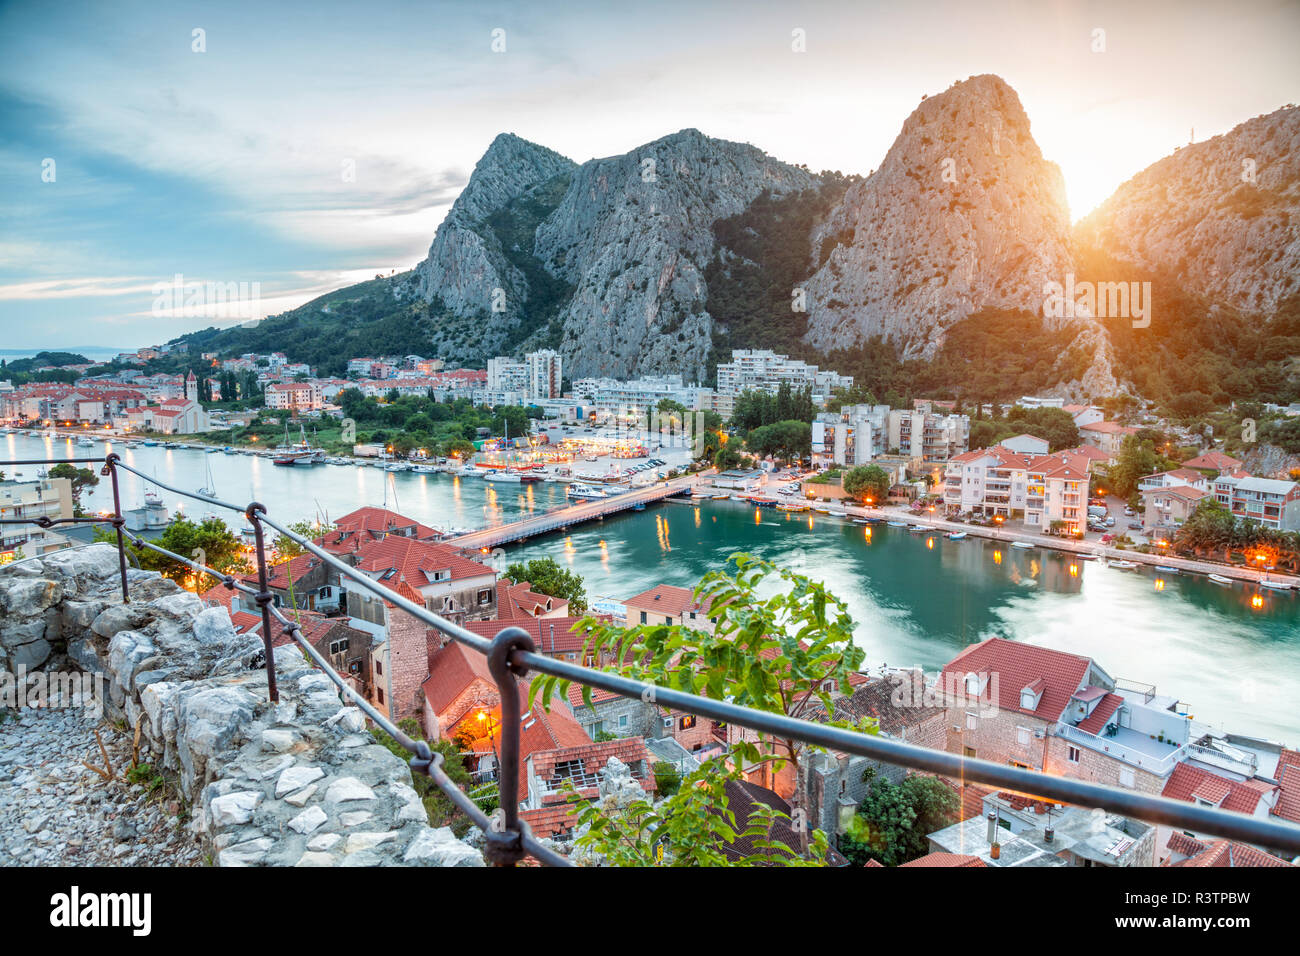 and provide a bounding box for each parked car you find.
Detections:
[1105,516,1115,527]
[1123,507,1135,516]
[1127,521,1143,530]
